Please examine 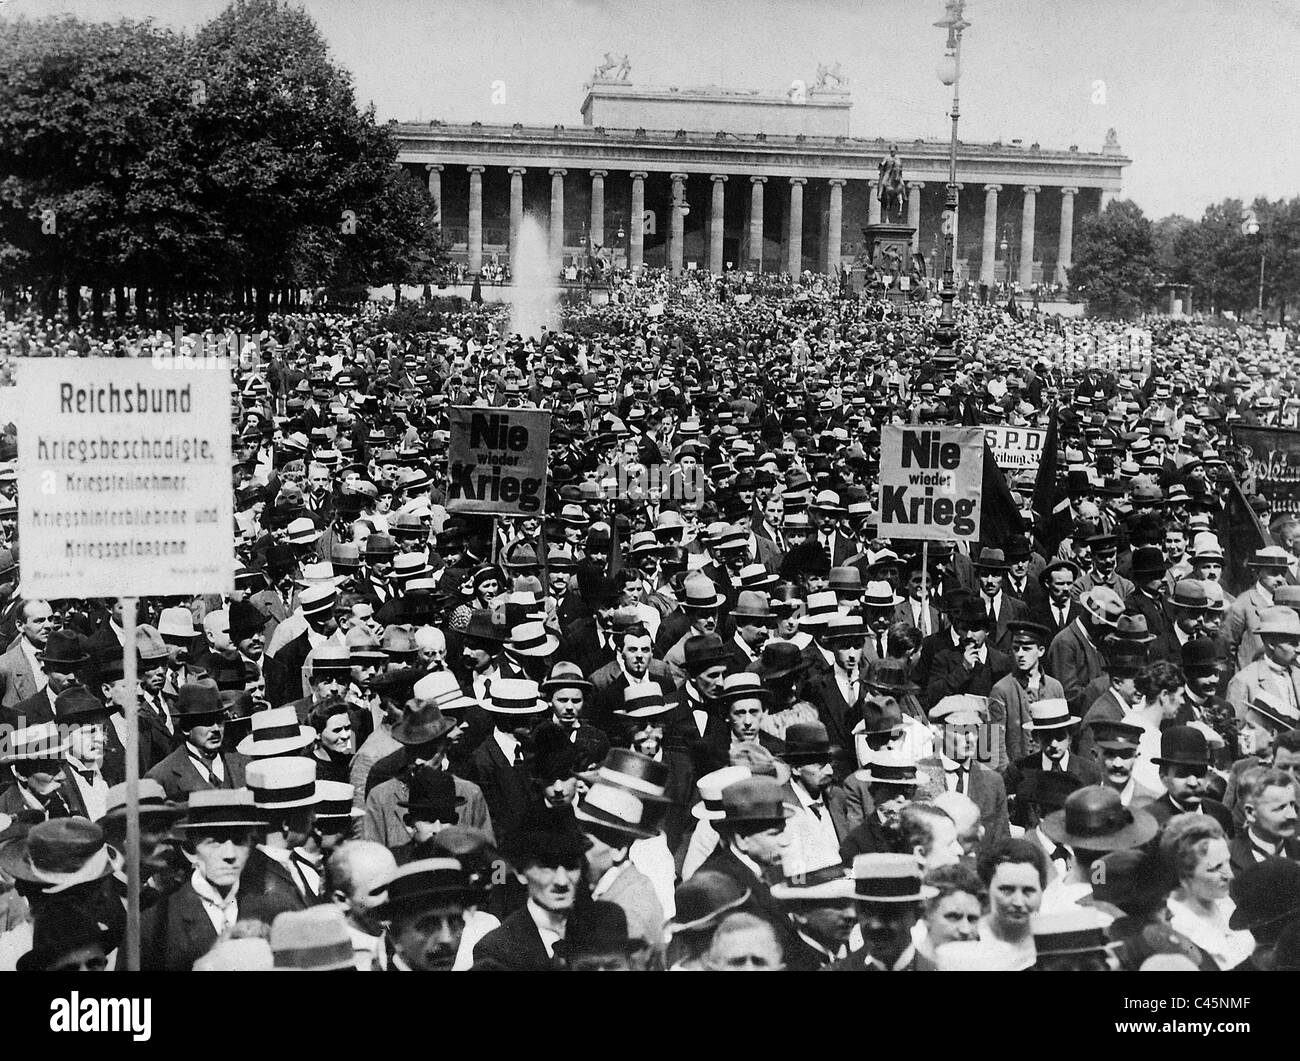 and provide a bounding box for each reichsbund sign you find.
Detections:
[446,406,551,516]
[877,425,983,541]
[16,360,234,598]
